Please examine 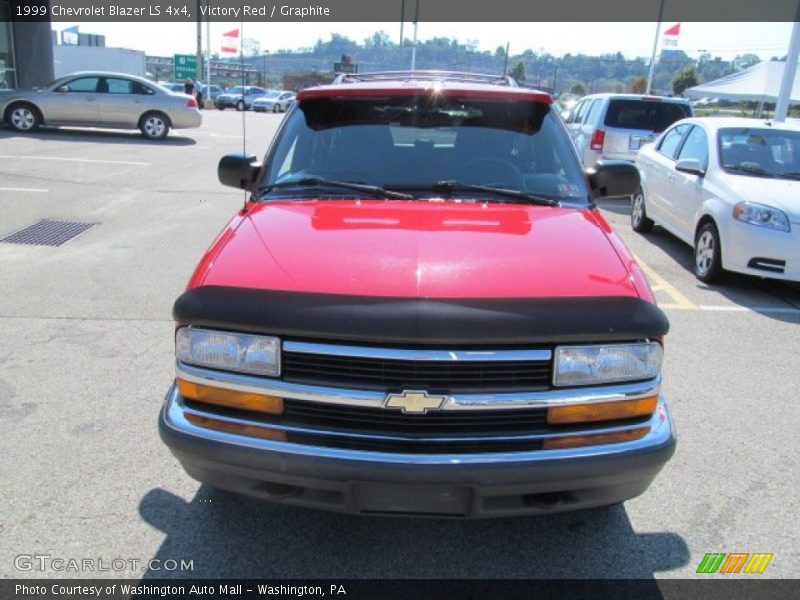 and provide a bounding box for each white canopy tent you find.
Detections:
[684,60,800,104]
